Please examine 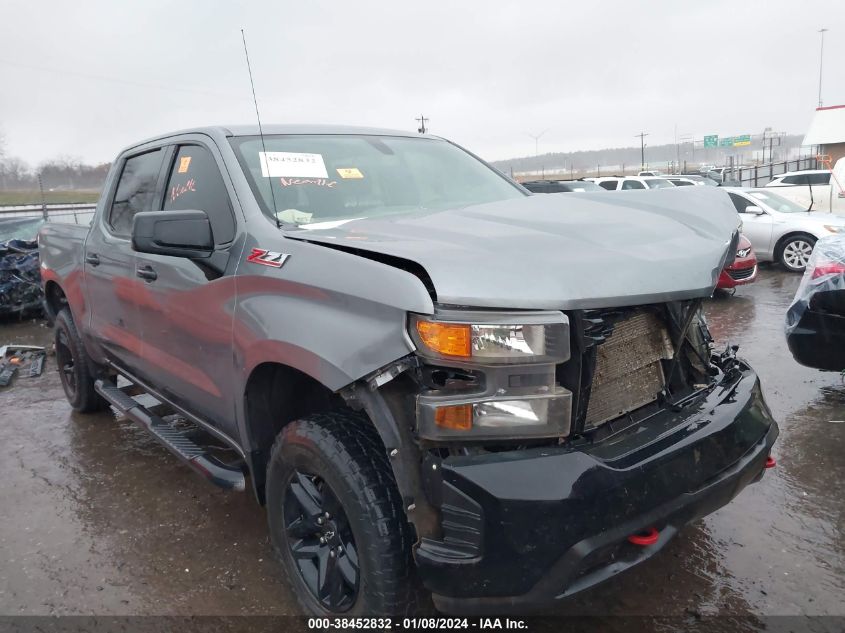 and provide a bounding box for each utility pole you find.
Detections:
[635,132,649,170]
[416,114,429,134]
[817,29,828,107]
